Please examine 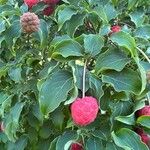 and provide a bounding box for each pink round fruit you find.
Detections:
[71,143,83,150]
[110,25,121,33]
[136,128,150,145]
[43,5,54,16]
[136,105,150,117]
[24,0,39,8]
[71,96,99,126]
